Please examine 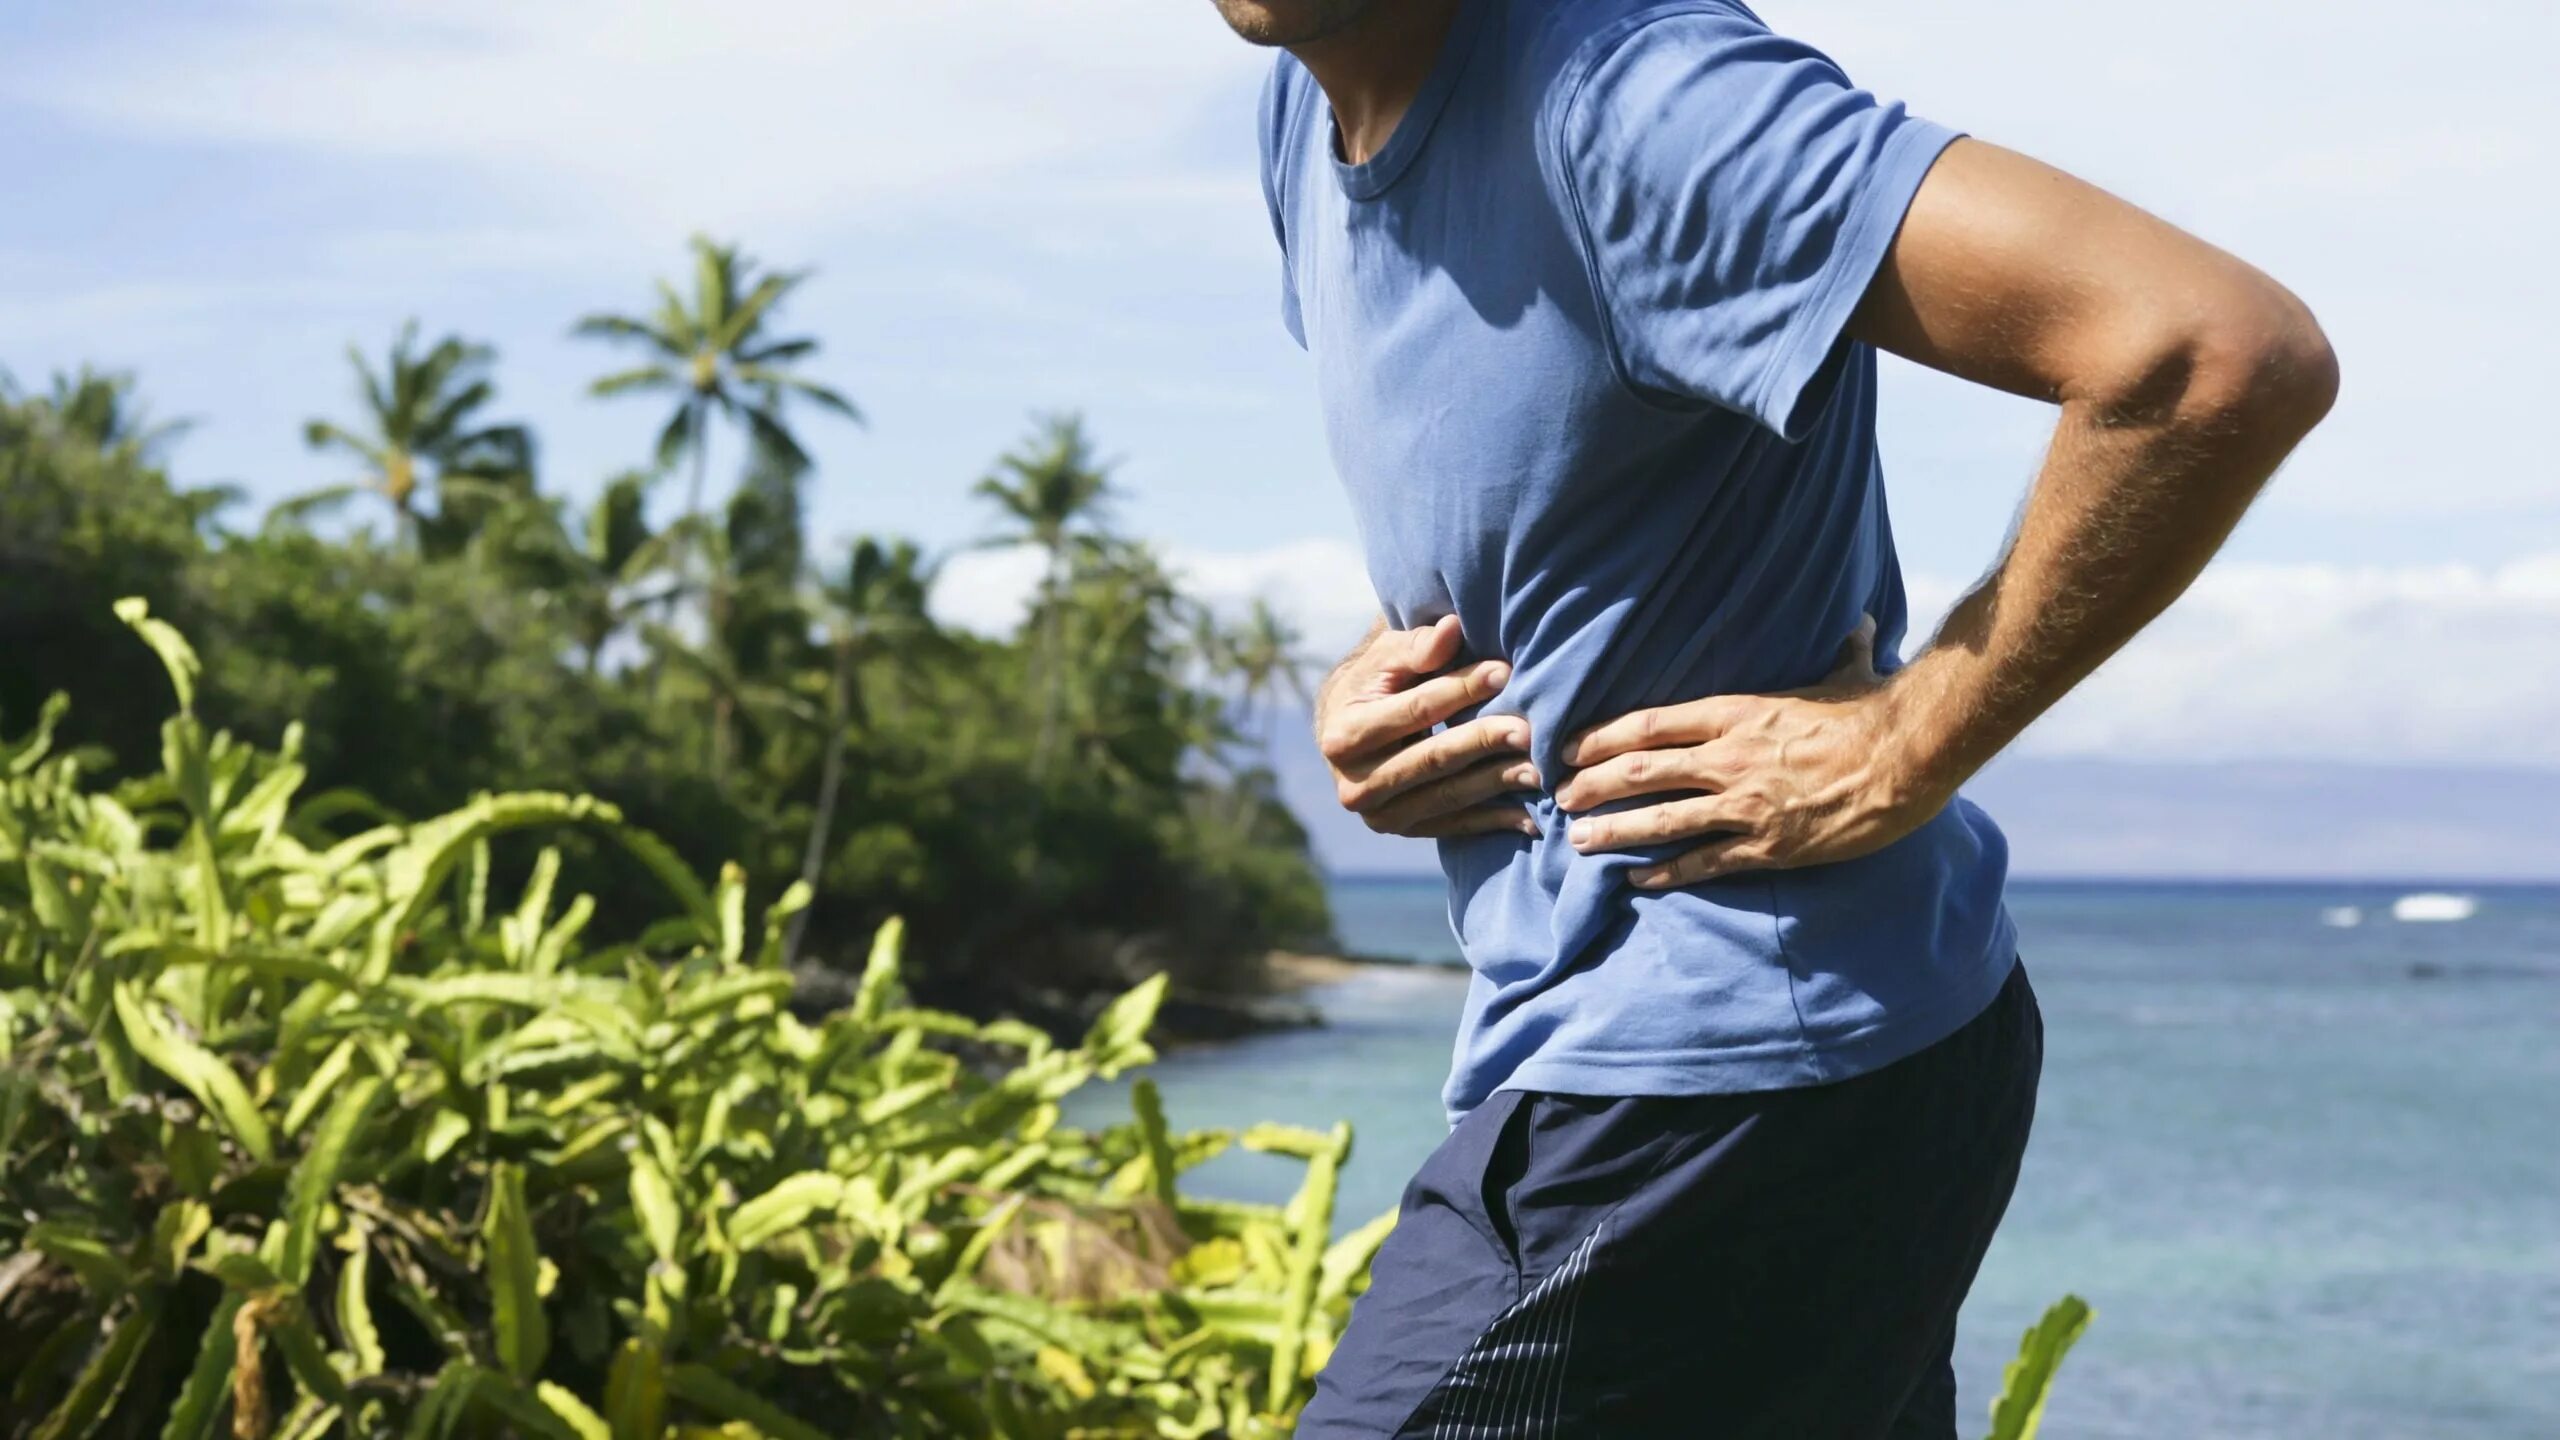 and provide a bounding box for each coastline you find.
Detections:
[1153,948,1424,1048]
